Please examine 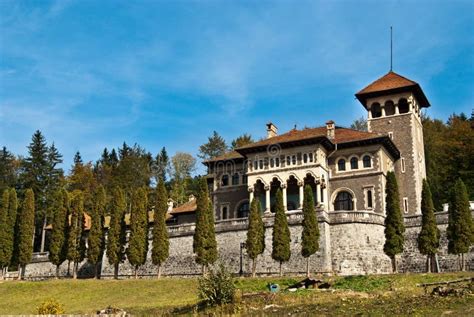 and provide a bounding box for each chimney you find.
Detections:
[326,120,335,140]
[266,122,278,139]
